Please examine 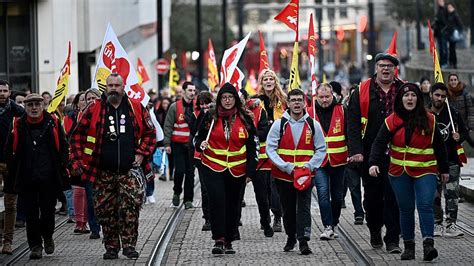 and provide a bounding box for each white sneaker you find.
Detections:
[147,196,156,204]
[444,223,464,237]
[320,225,335,240]
[434,224,444,237]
